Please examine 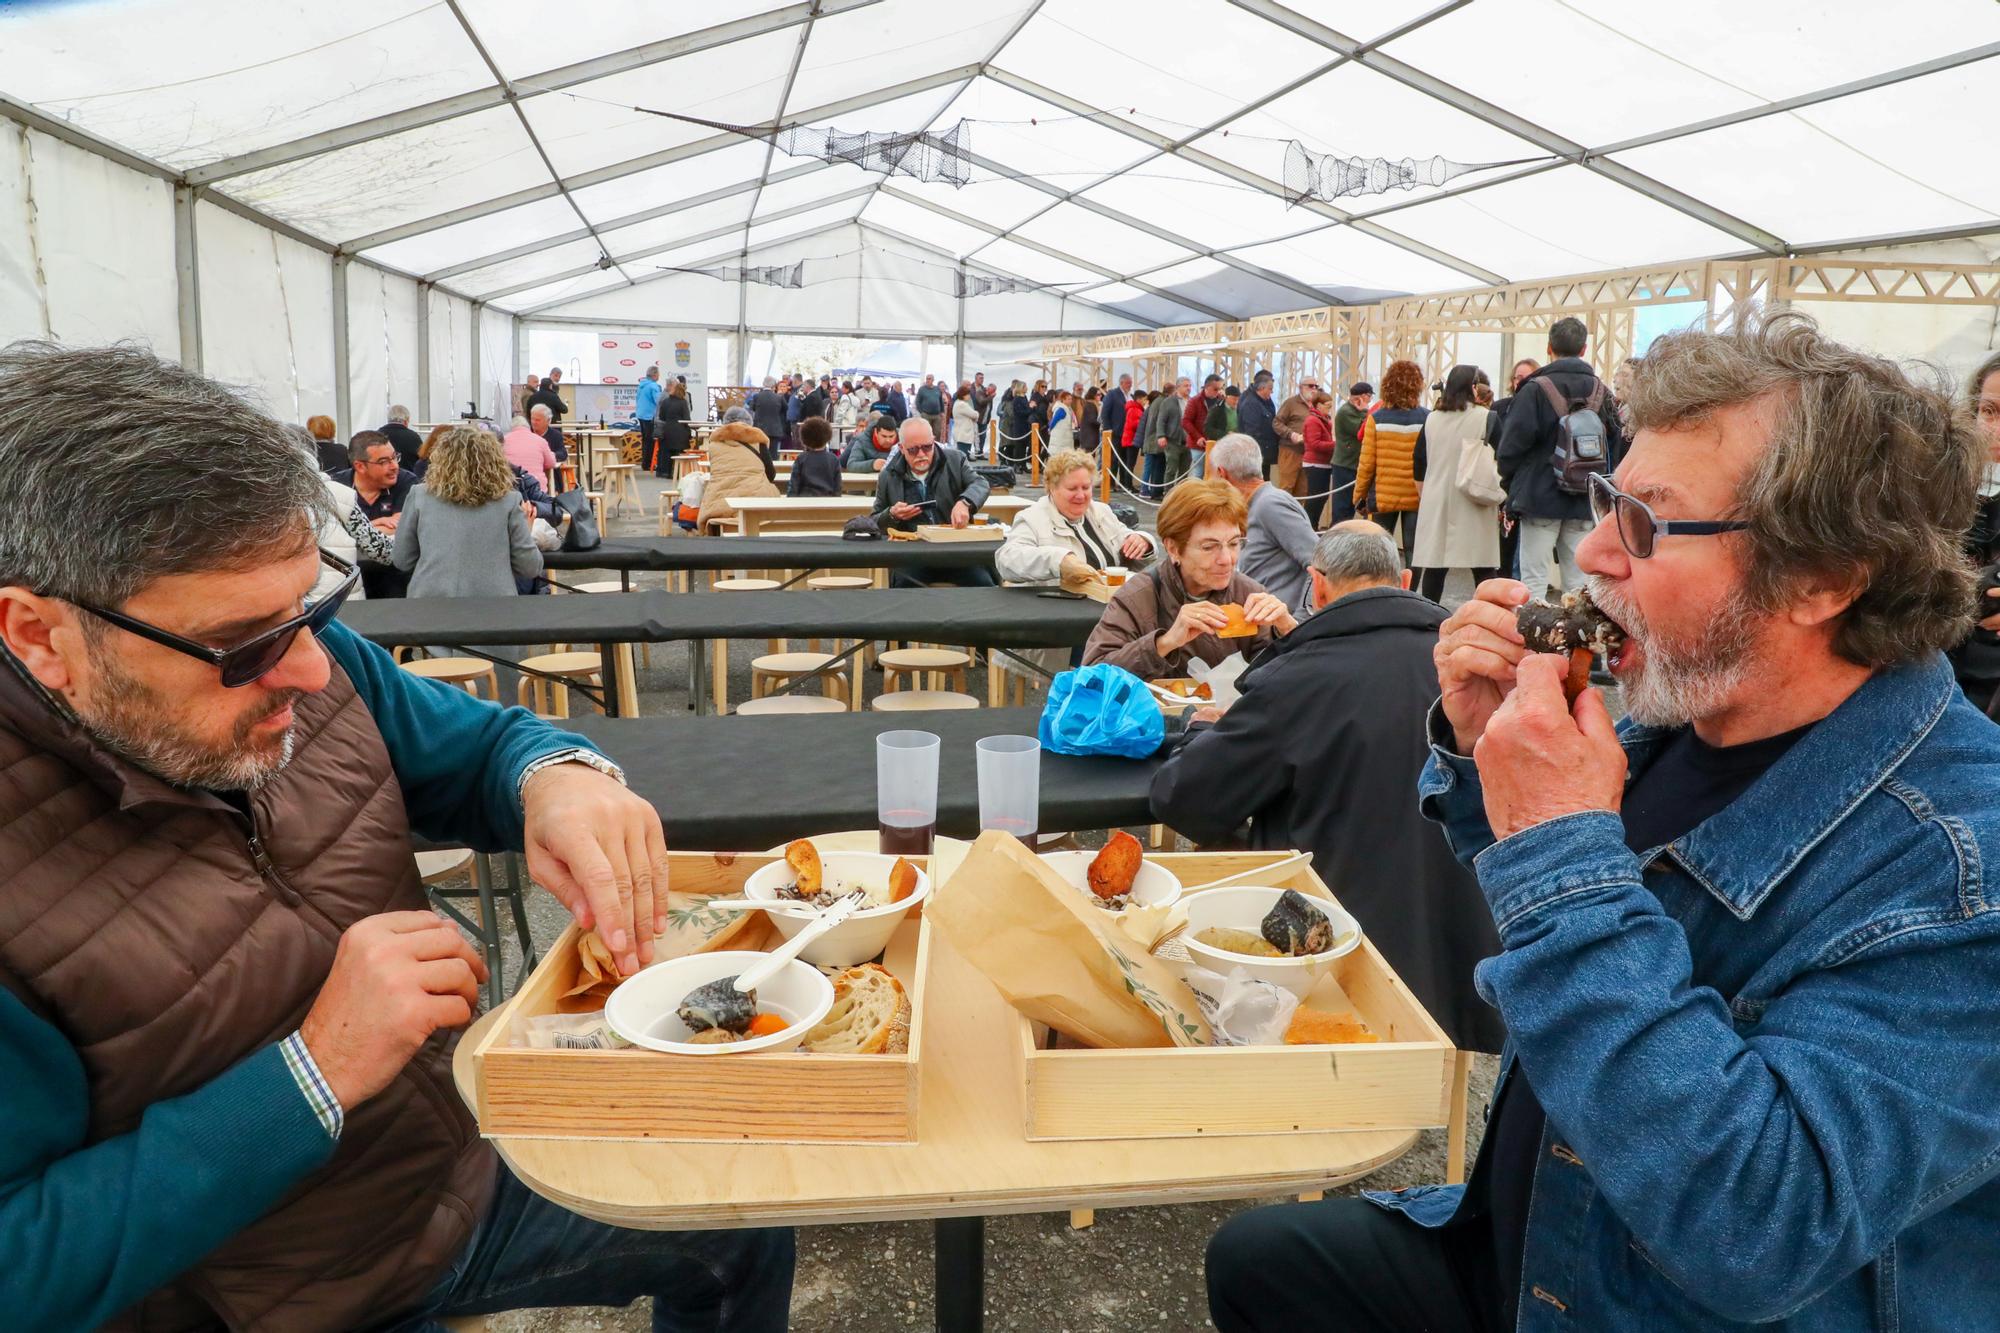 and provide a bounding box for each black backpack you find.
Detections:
[1538,377,1611,496]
